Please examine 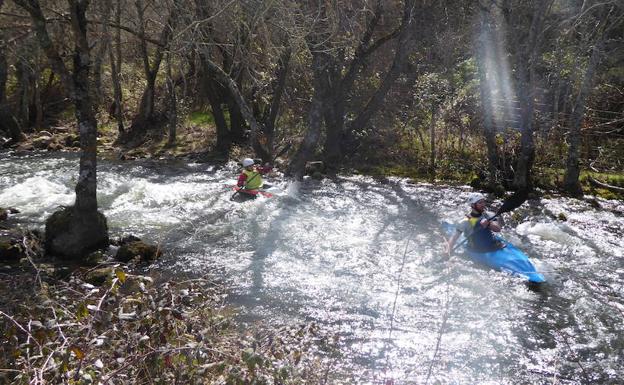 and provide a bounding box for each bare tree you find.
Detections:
[0,0,25,143]
[564,2,622,196]
[14,0,108,258]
